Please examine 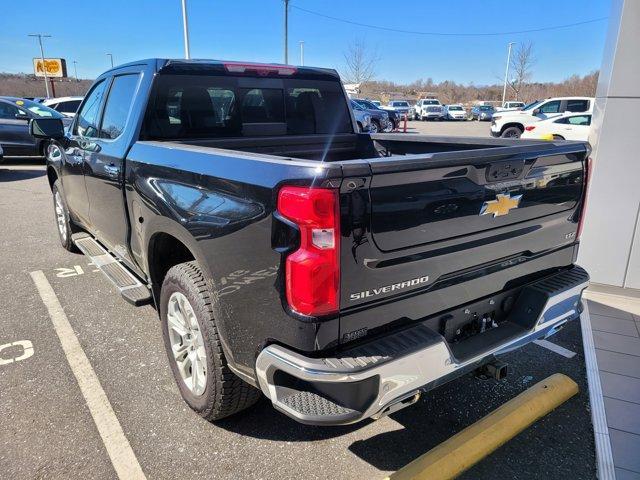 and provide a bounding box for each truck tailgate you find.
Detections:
[338,141,588,343]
